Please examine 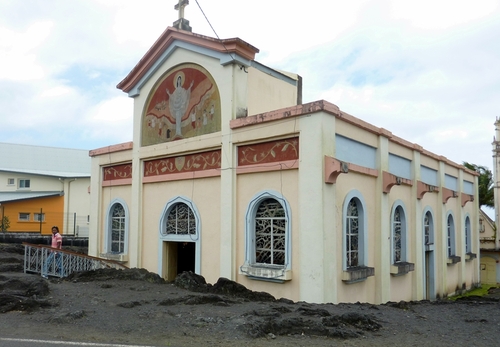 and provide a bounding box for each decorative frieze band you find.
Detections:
[103,163,132,181]
[144,149,221,177]
[237,137,299,166]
